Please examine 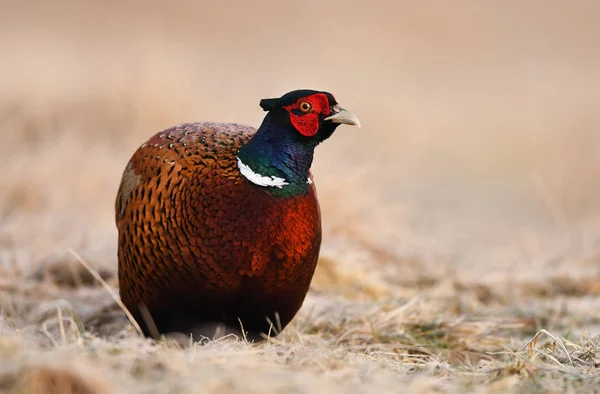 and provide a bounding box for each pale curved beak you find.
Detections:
[324,105,361,128]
